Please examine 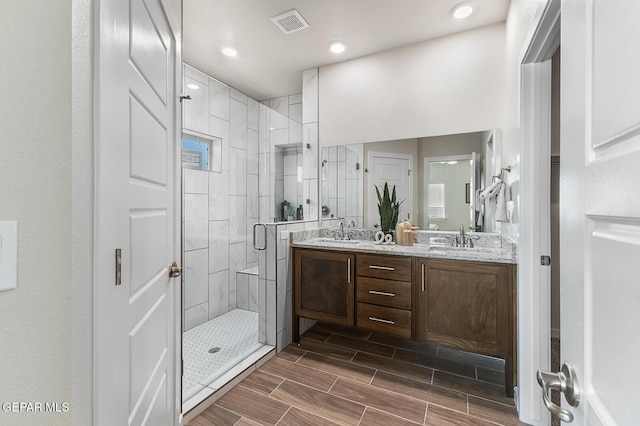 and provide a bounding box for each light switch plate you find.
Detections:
[0,220,17,292]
